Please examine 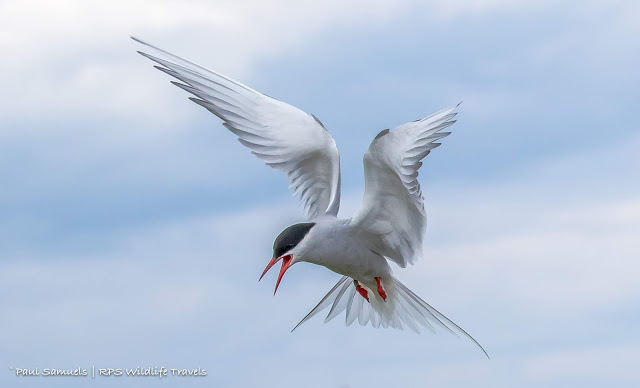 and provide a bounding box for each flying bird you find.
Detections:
[133,37,488,358]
